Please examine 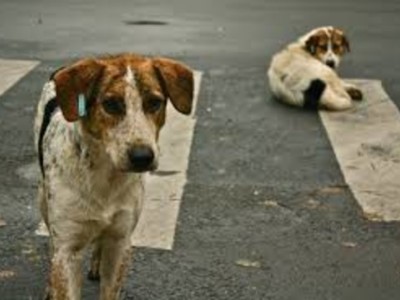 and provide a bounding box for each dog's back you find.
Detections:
[268,45,326,107]
[34,81,57,154]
